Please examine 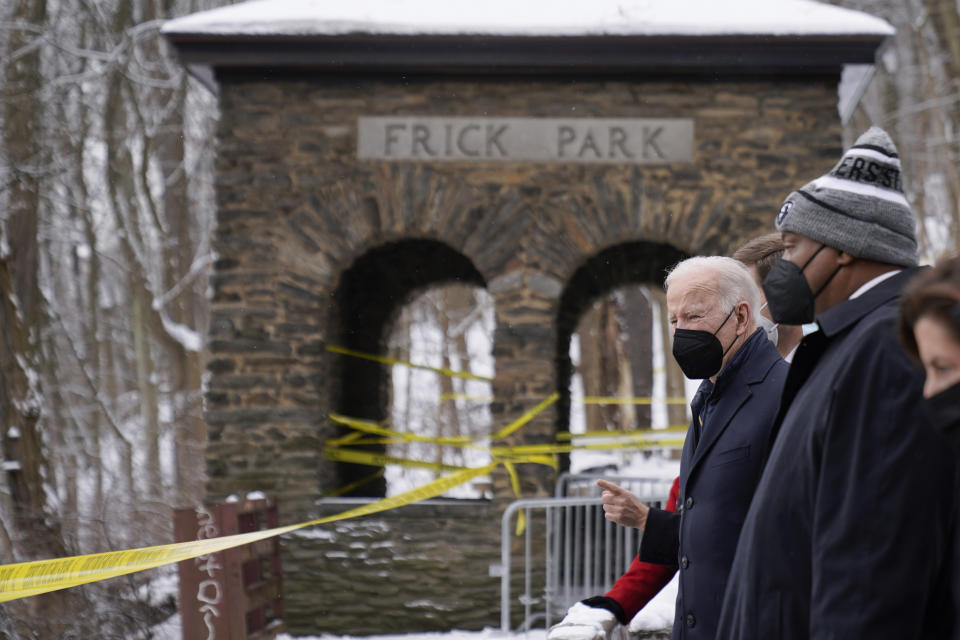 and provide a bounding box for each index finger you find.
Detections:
[596,478,625,493]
